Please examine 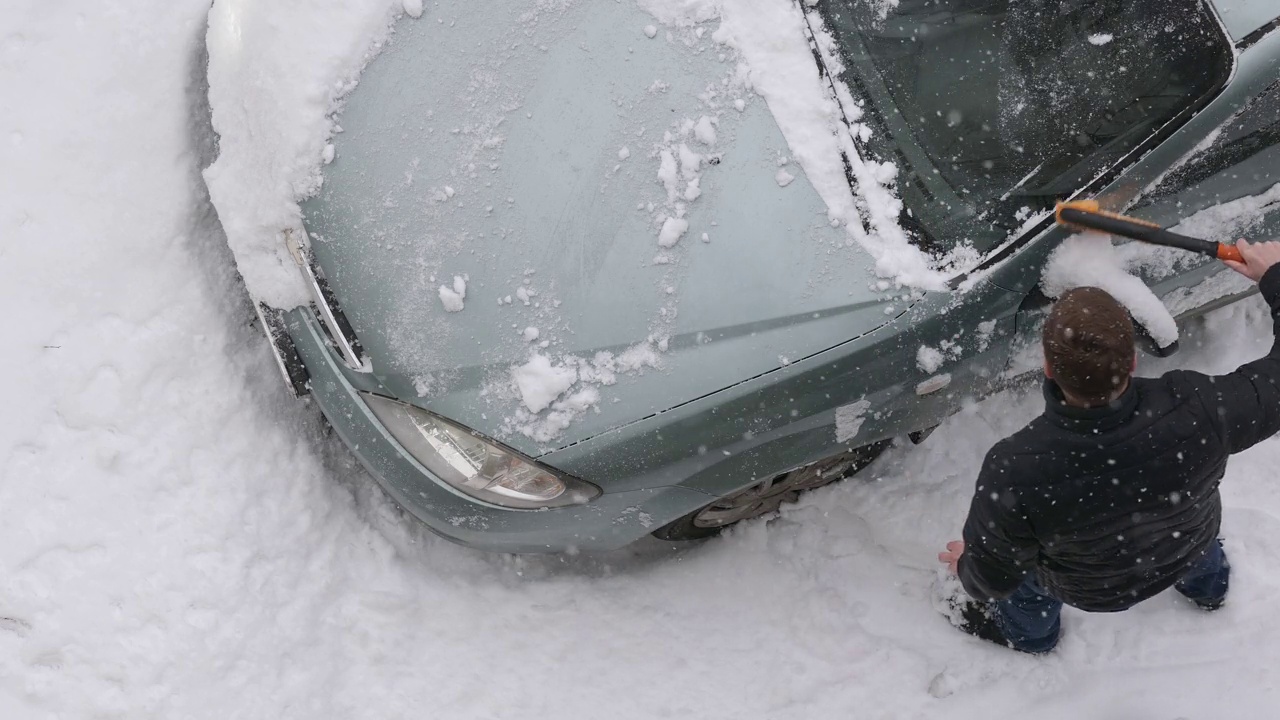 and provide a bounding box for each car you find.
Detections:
[238,0,1280,553]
